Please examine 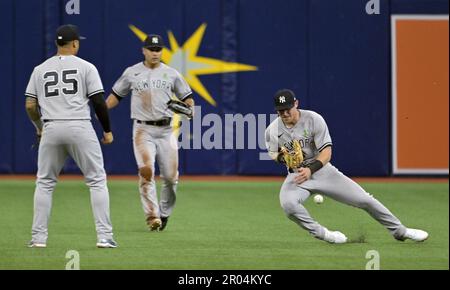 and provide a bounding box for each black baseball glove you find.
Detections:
[167,99,193,119]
